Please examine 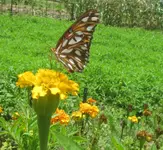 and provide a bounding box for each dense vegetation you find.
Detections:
[0,14,163,149]
[1,0,163,29]
[63,0,163,29]
[1,14,163,109]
